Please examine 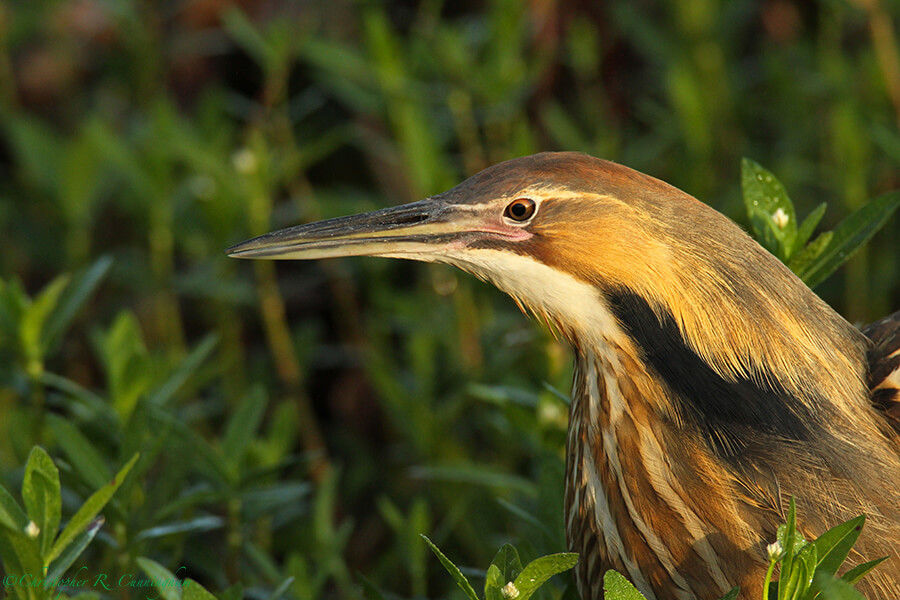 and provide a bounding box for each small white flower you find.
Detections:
[772,208,789,229]
[501,581,520,599]
[25,521,40,538]
[232,148,258,174]
[767,540,784,561]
